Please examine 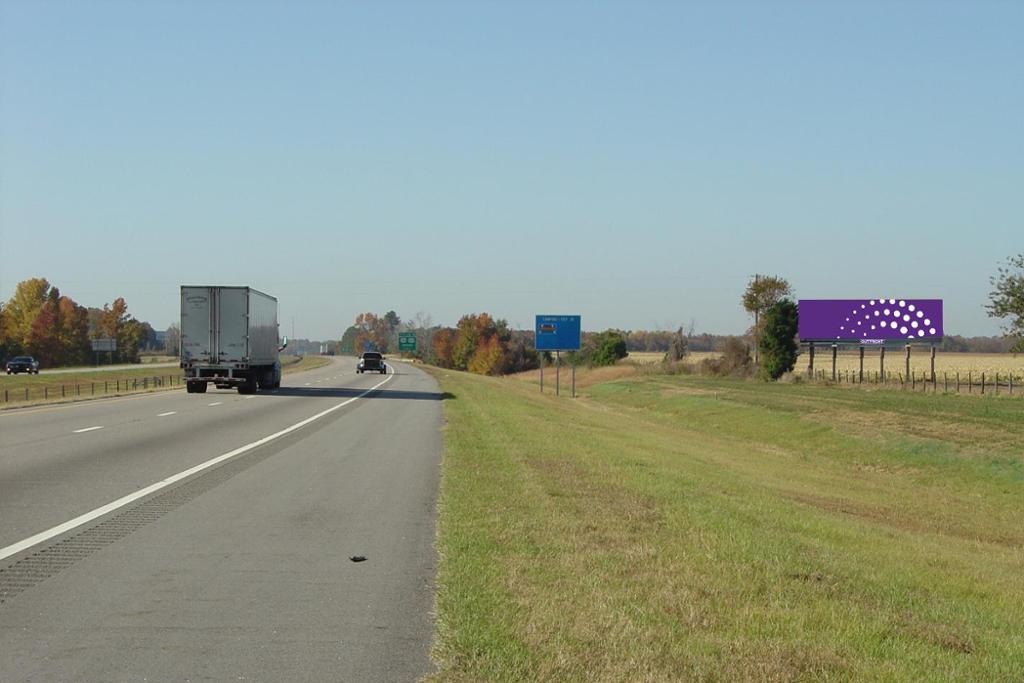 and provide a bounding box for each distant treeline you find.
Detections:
[624,330,1017,354]
[337,312,539,376]
[326,316,1019,380]
[1,278,160,367]
[936,335,1018,353]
